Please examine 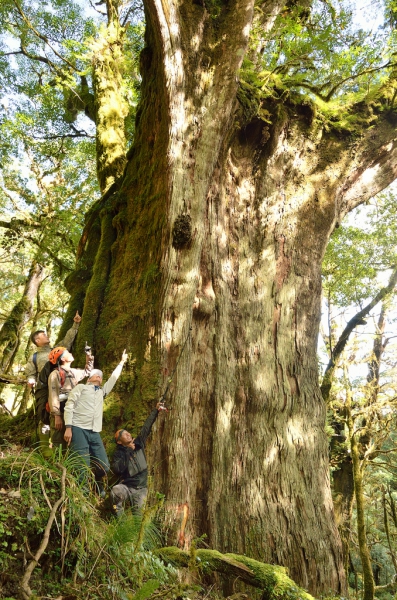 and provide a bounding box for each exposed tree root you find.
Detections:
[157,547,314,600]
[20,466,67,600]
